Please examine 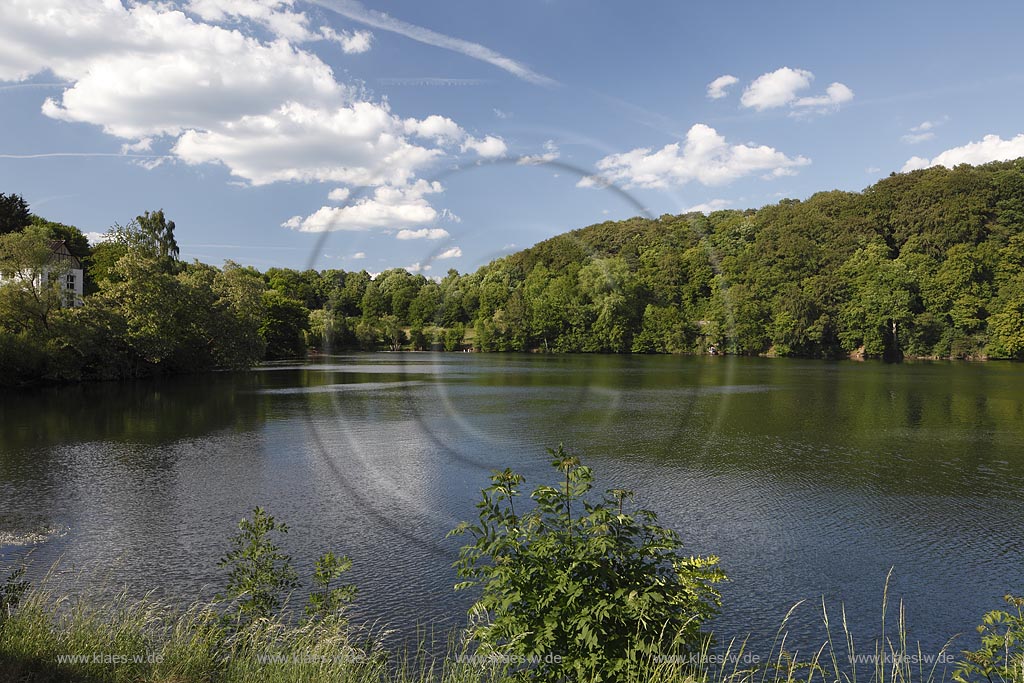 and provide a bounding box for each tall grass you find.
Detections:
[1,569,1020,683]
